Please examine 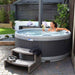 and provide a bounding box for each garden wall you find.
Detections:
[0,23,12,28]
